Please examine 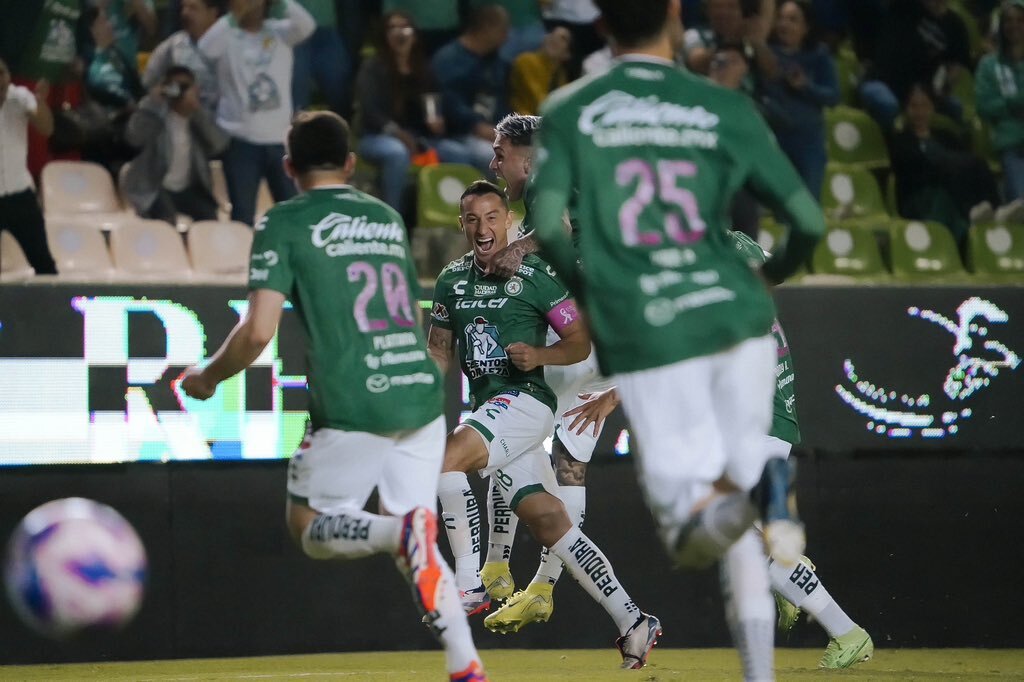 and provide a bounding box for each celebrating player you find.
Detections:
[470,113,615,634]
[529,1,826,679]
[179,111,487,682]
[428,180,661,670]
